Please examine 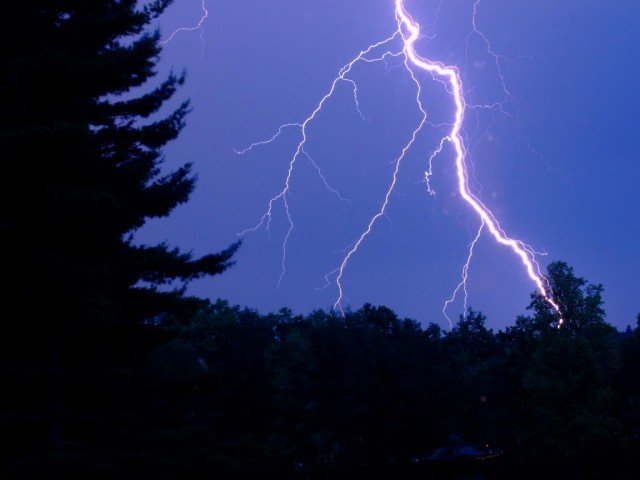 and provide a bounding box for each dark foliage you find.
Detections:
[4,261,639,479]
